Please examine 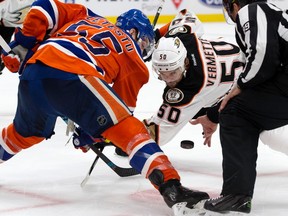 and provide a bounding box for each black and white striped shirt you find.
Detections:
[235,2,288,93]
